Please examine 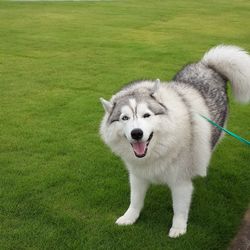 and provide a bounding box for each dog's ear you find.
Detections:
[152,79,161,95]
[100,98,112,113]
